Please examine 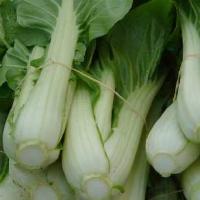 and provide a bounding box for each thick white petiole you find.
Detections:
[9,160,75,200]
[0,175,29,199]
[3,0,78,169]
[9,160,60,200]
[146,103,200,177]
[177,18,200,143]
[63,81,160,200]
[105,82,160,185]
[94,69,115,141]
[116,134,149,200]
[182,159,200,200]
